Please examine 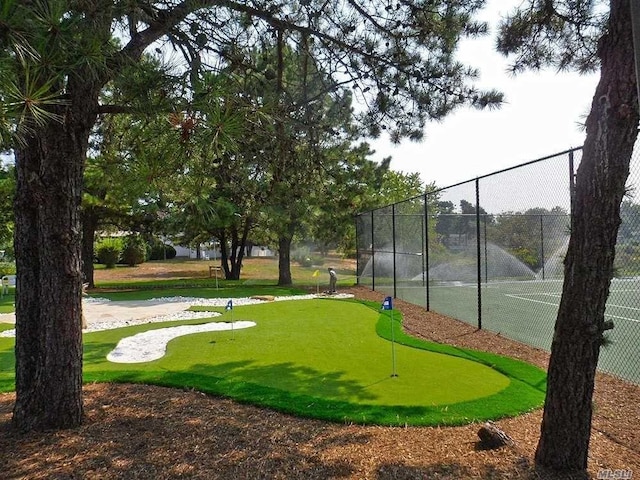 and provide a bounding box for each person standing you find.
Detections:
[328,267,337,293]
